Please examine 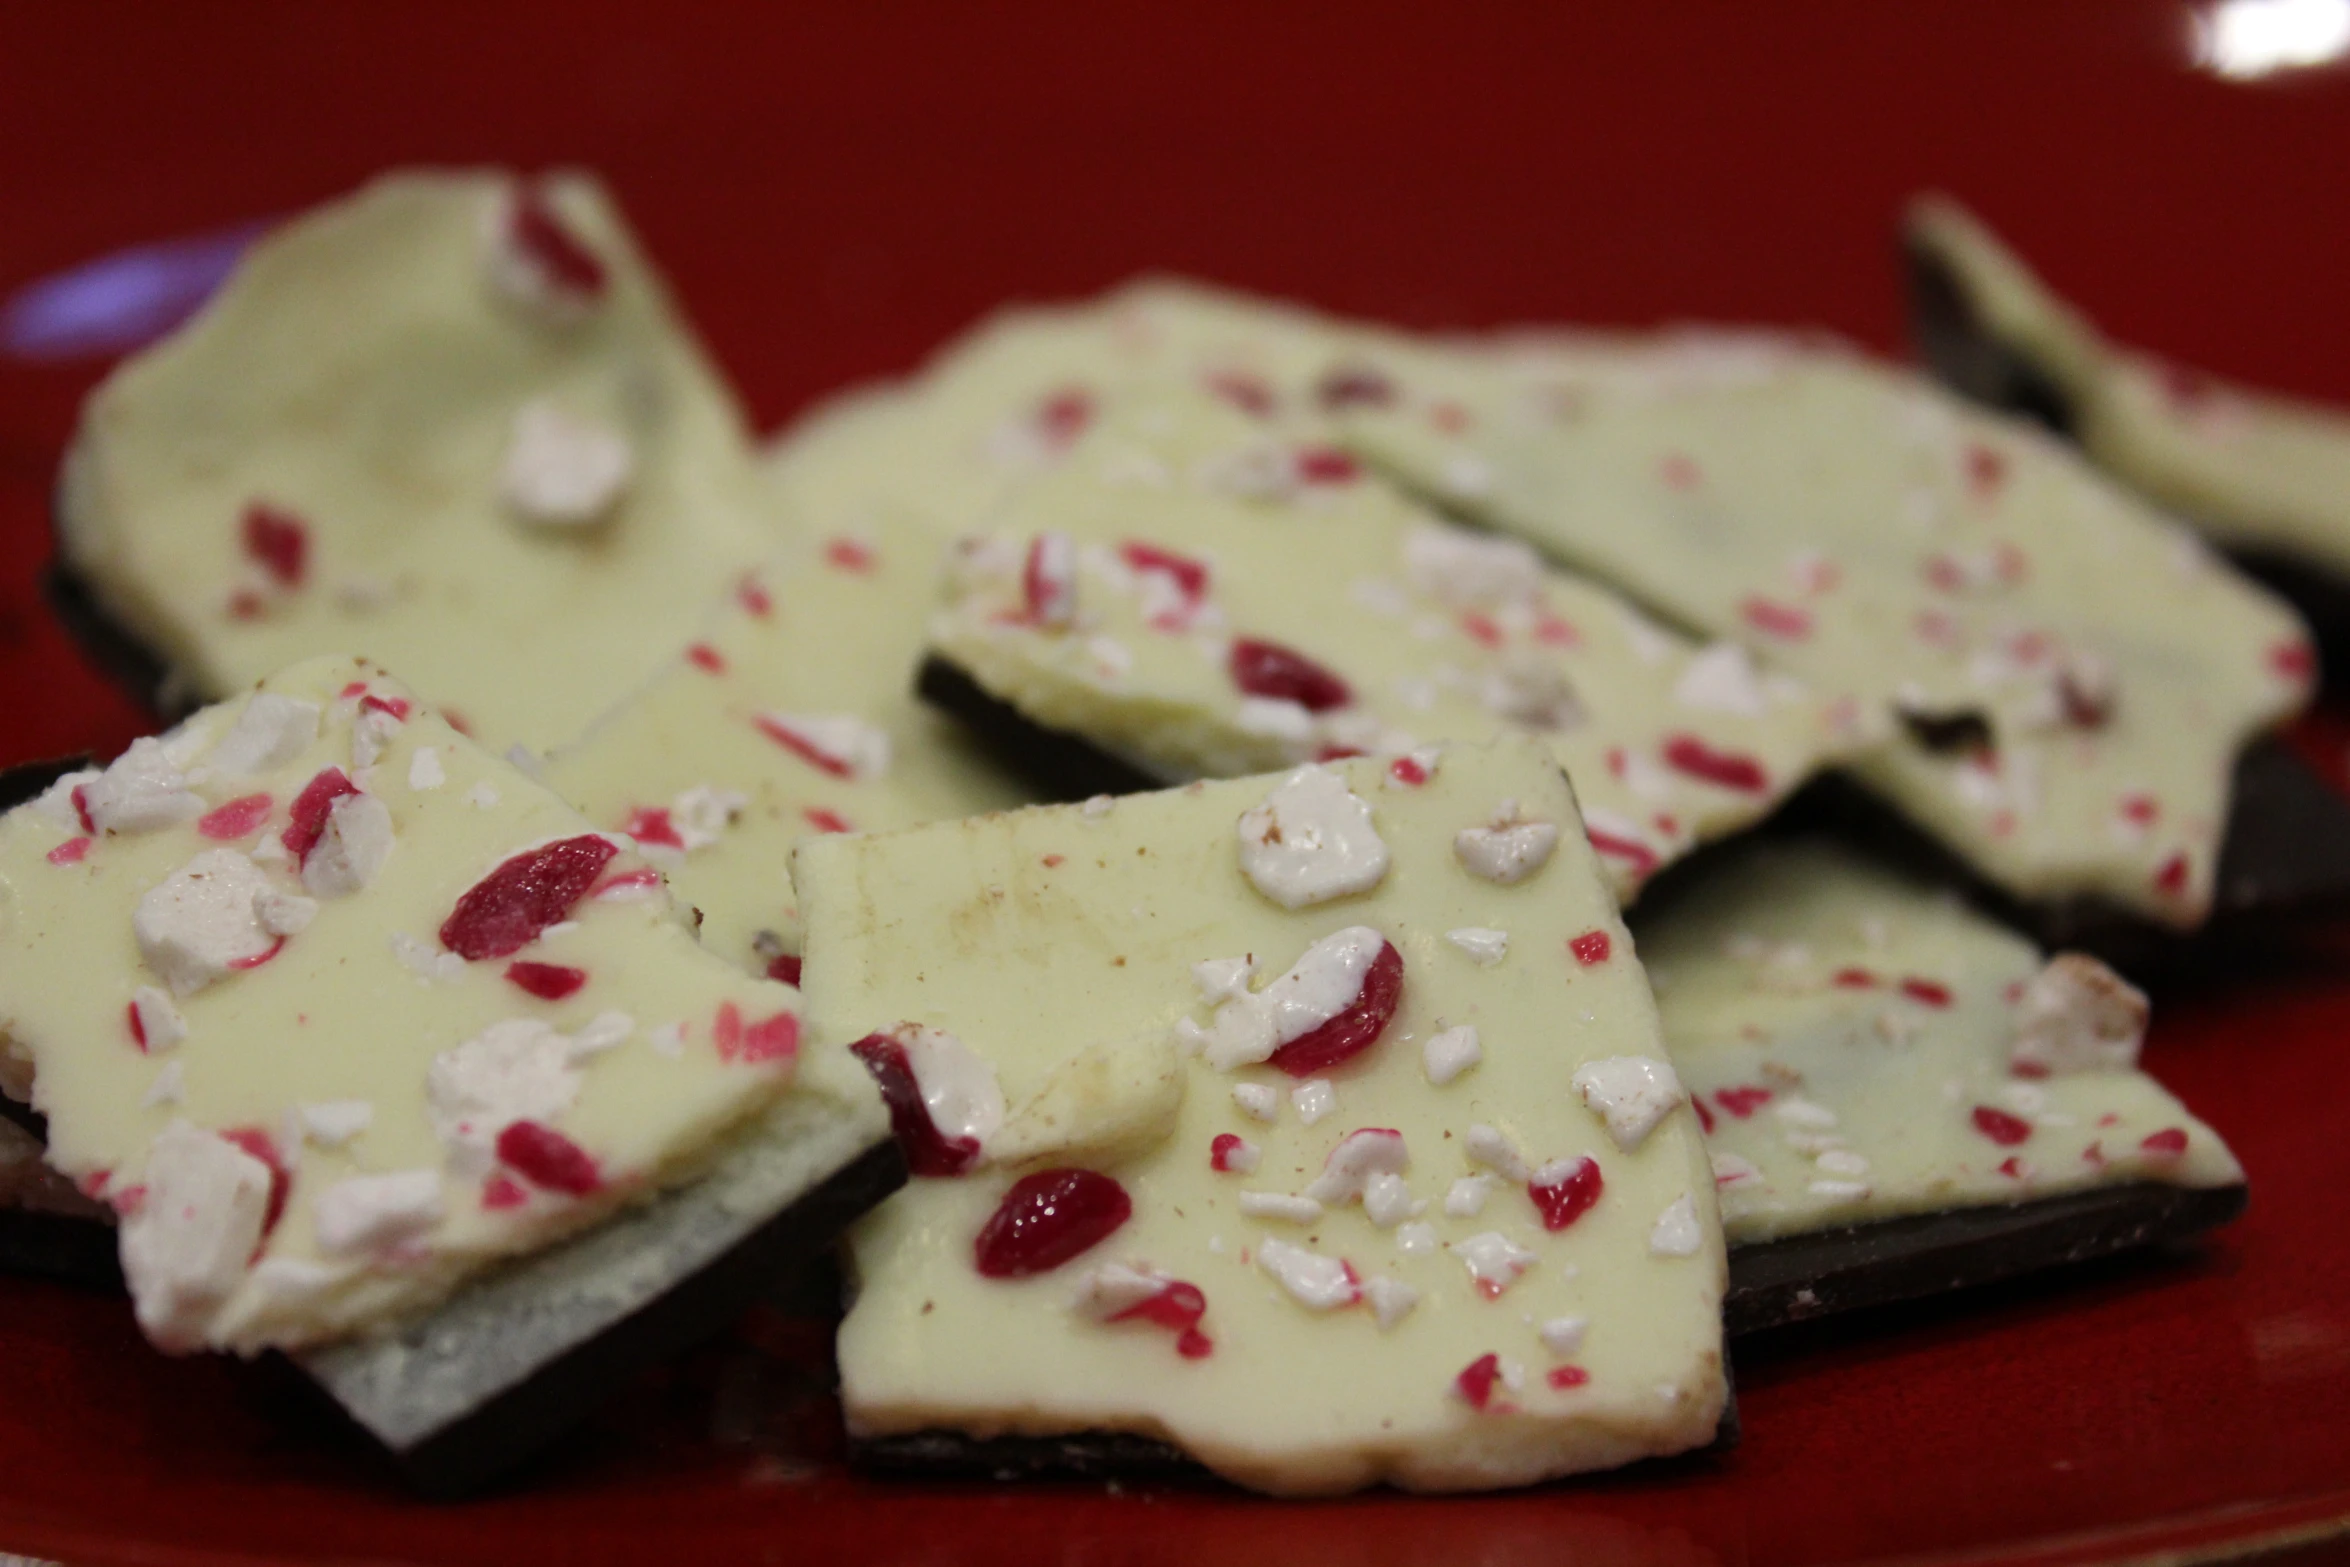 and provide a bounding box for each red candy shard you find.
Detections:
[508,184,608,299]
[1547,1365,1590,1390]
[1661,734,1769,794]
[504,961,587,1001]
[851,1033,982,1177]
[1228,637,1352,712]
[229,936,286,972]
[825,537,877,572]
[737,576,774,618]
[1455,1353,1503,1411]
[753,715,855,777]
[1388,755,1429,787]
[1568,930,1612,966]
[1205,370,1275,418]
[804,807,853,834]
[1692,1097,1717,1134]
[1527,1156,1604,1231]
[1109,1278,1208,1336]
[1971,1106,2033,1147]
[1964,443,2008,497]
[1209,1133,1247,1172]
[125,1001,146,1051]
[1176,1328,1215,1360]
[497,1119,603,1196]
[439,835,620,960]
[2271,639,2317,682]
[713,1001,799,1066]
[1997,1156,2029,1179]
[1294,445,1361,484]
[1660,453,1703,490]
[1317,366,1395,408]
[481,1173,529,1211]
[70,785,95,834]
[2141,1127,2190,1157]
[284,769,361,864]
[1265,941,1405,1077]
[686,643,726,674]
[2155,852,2191,897]
[1899,977,1953,1008]
[1119,540,1211,608]
[197,793,273,842]
[220,1127,291,1239]
[1715,1086,1773,1119]
[1034,387,1094,449]
[621,806,684,850]
[1460,612,1503,648]
[359,694,412,720]
[766,953,804,987]
[1832,967,1878,989]
[1739,595,1811,640]
[2119,793,2161,827]
[46,836,91,865]
[972,1168,1132,1278]
[1585,826,1659,878]
[240,503,310,588]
